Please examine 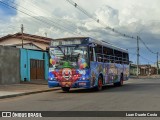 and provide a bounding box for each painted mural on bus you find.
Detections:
[48,37,130,92]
